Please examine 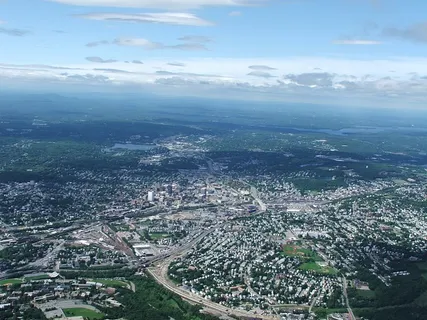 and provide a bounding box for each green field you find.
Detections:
[149,232,170,239]
[299,262,337,274]
[25,274,50,281]
[282,244,323,261]
[92,278,128,288]
[63,308,104,320]
[357,289,376,299]
[0,278,22,286]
